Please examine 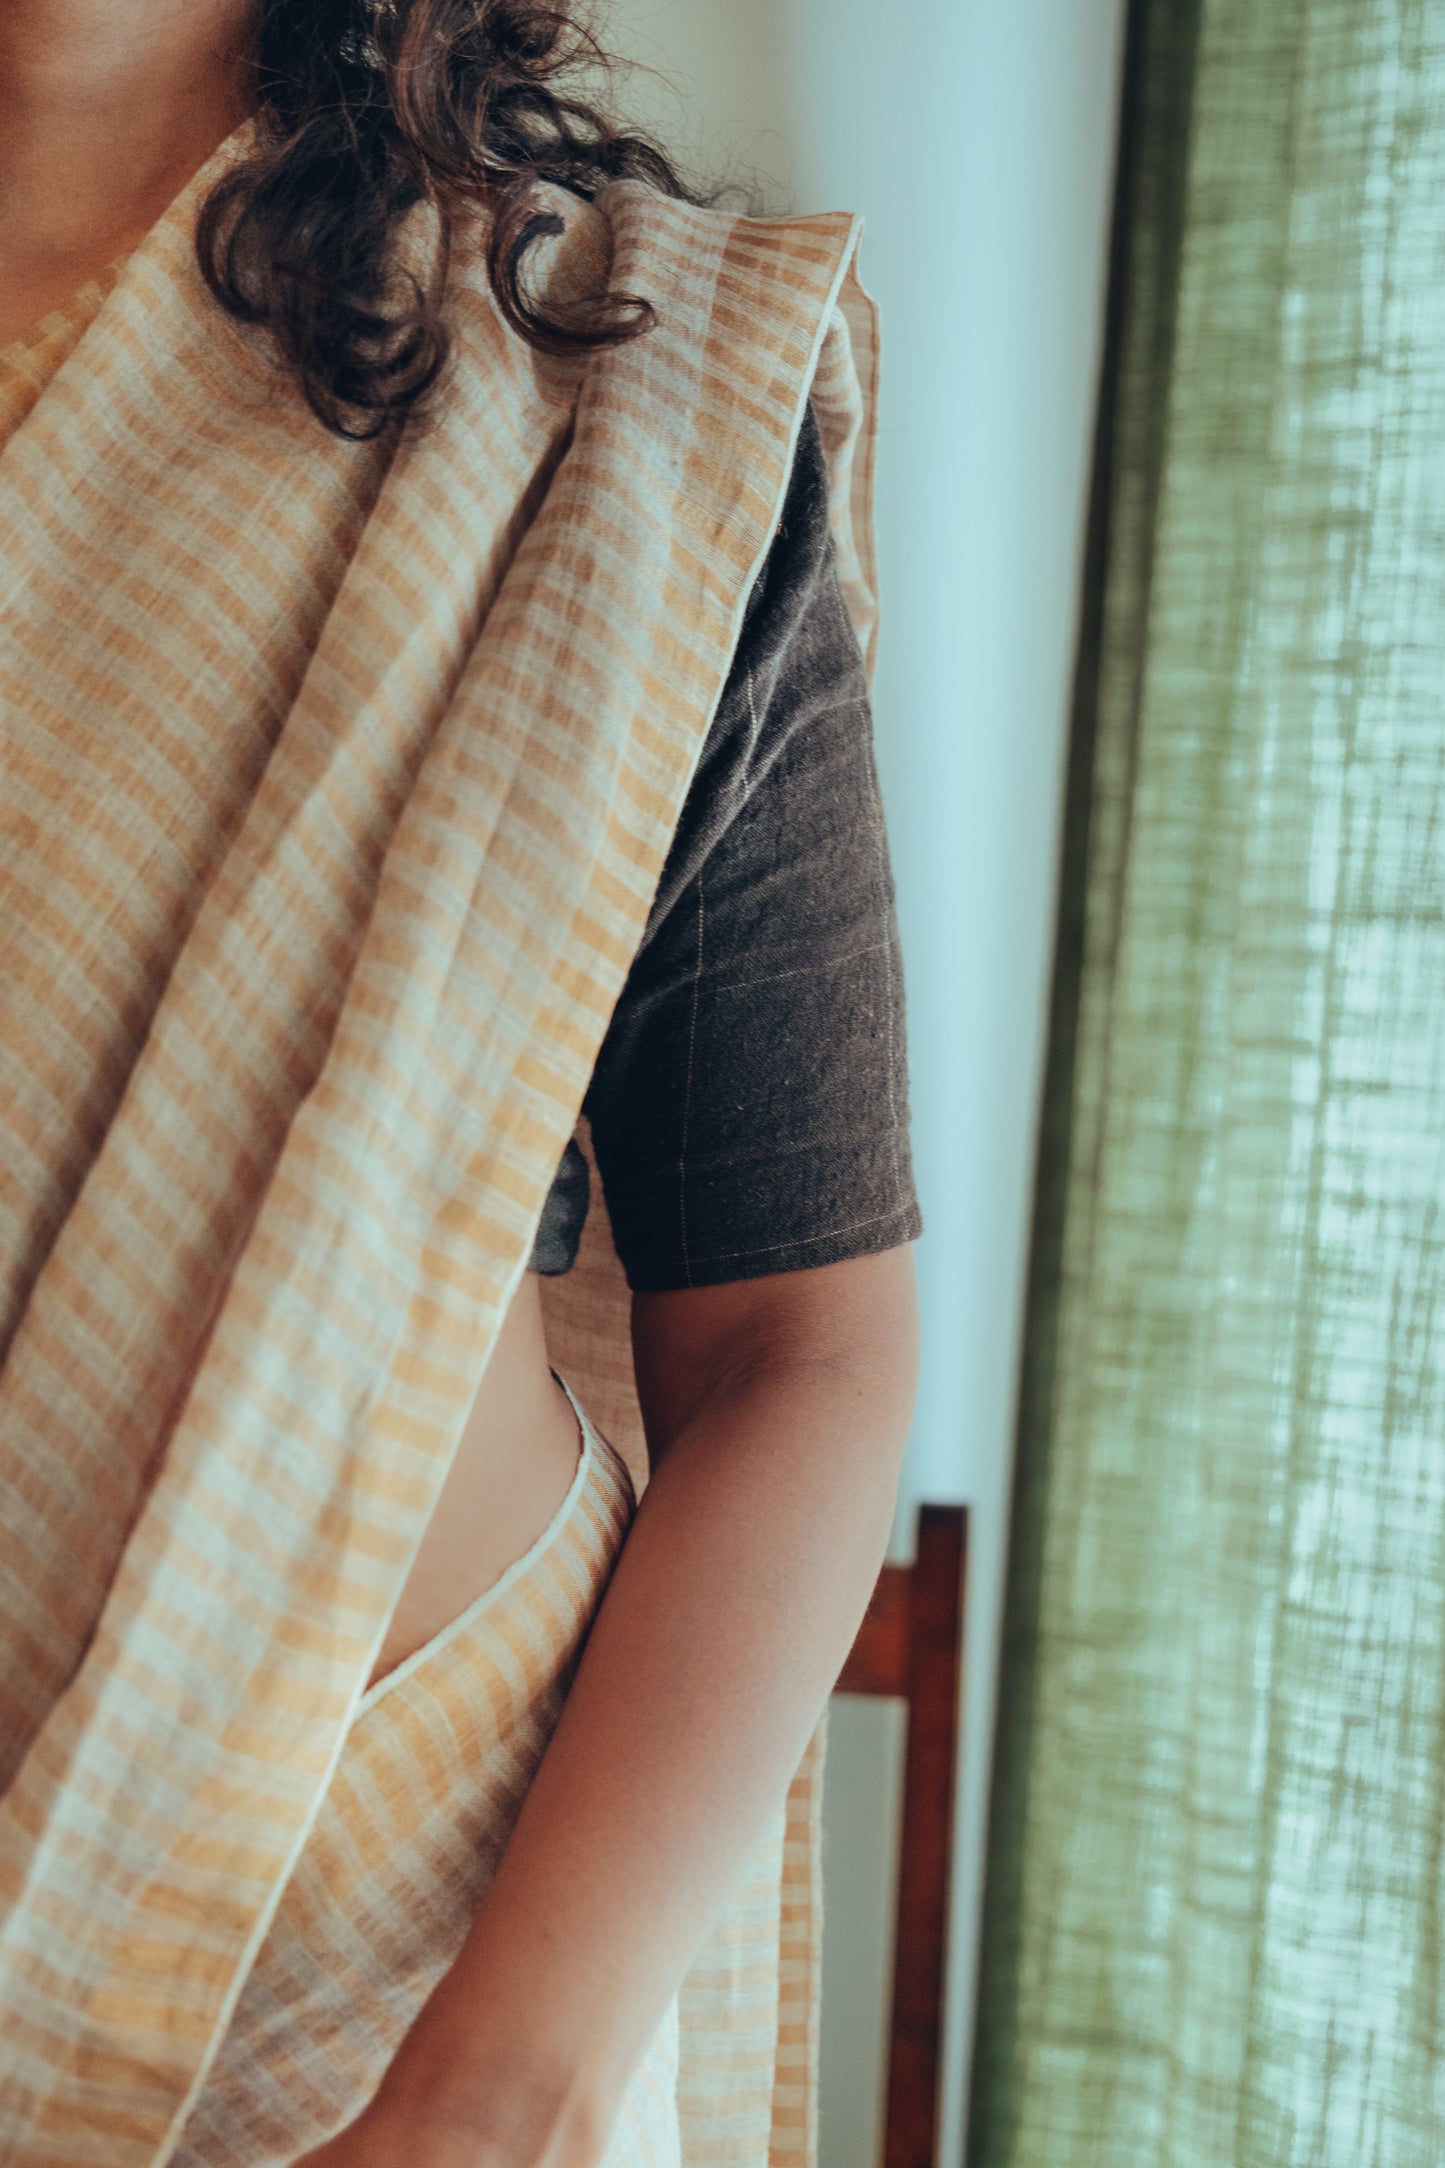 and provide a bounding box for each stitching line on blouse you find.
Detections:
[707,938,891,996]
[678,876,705,1287]
[743,666,765,781]
[679,1199,918,1269]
